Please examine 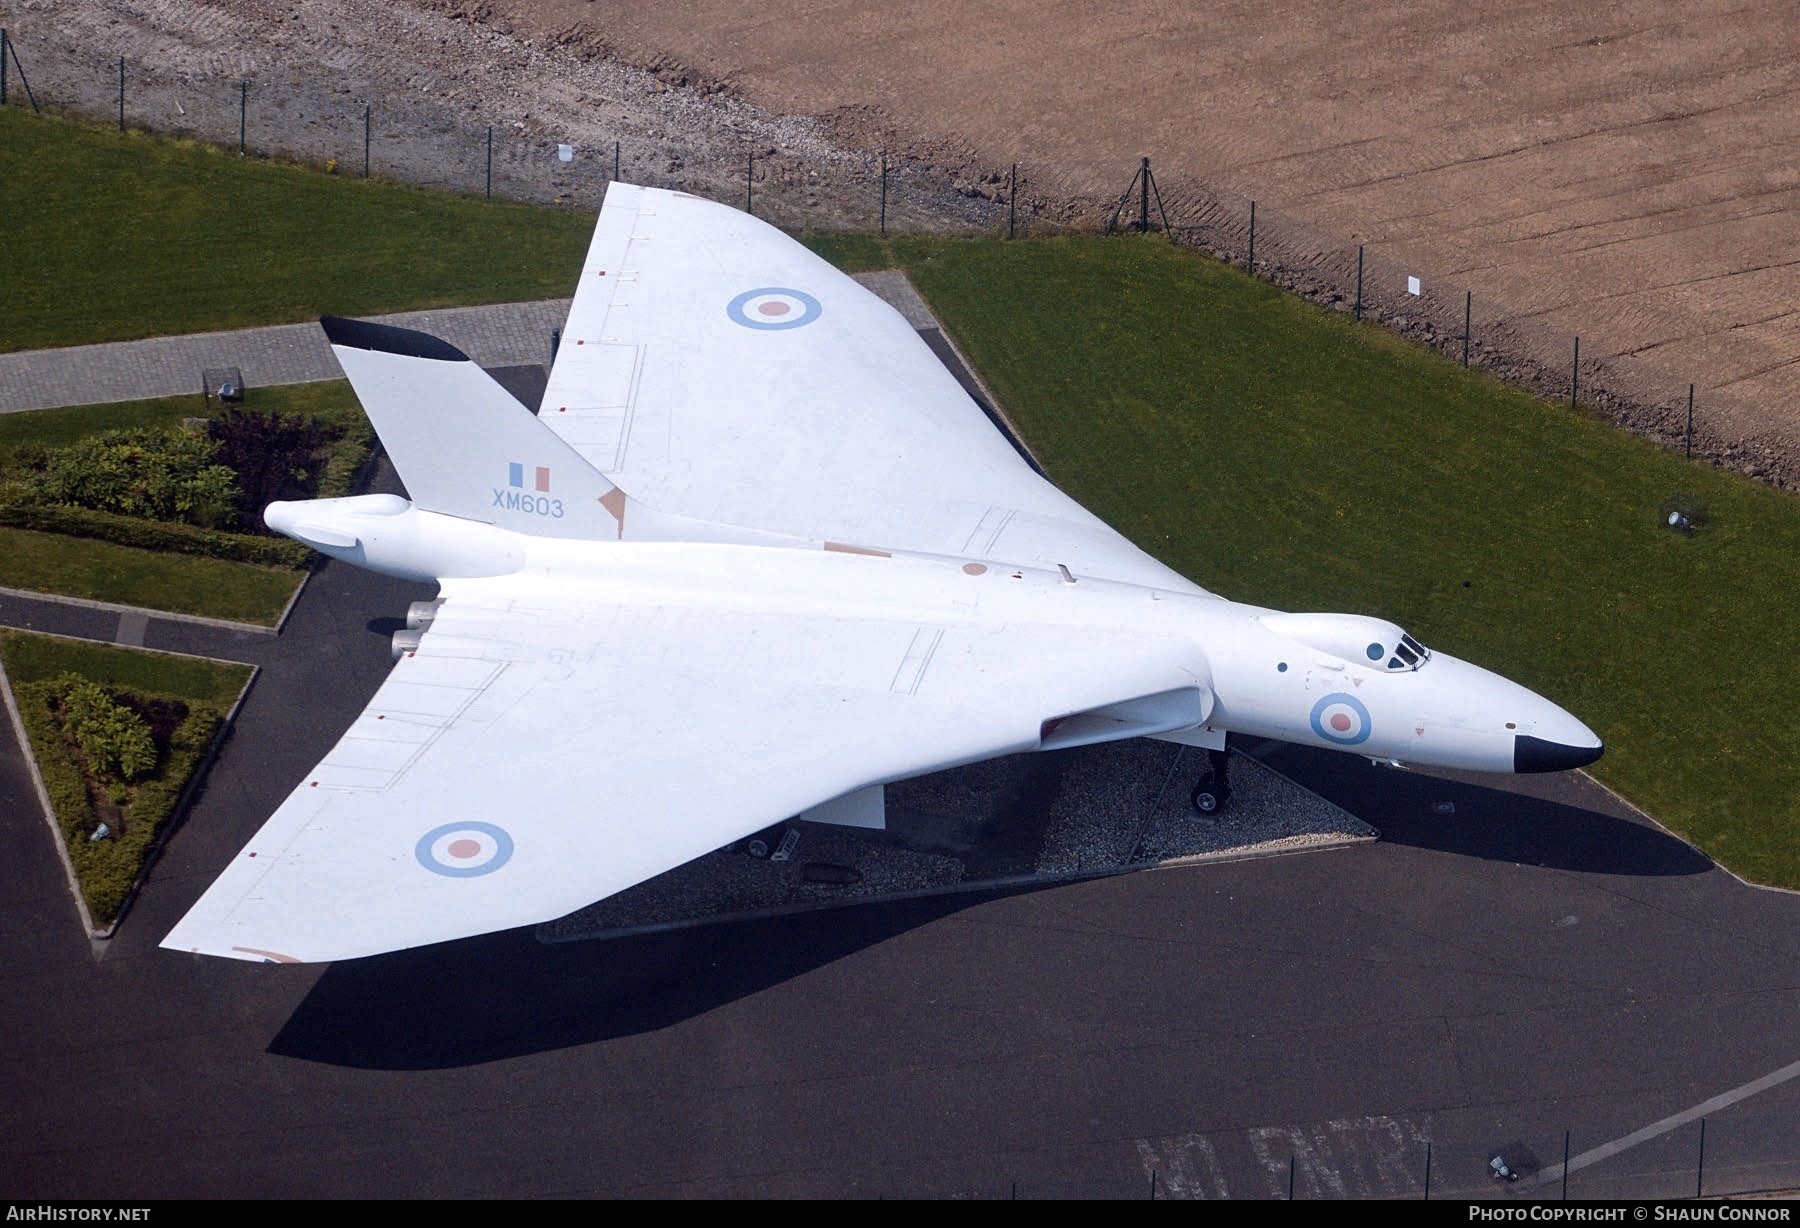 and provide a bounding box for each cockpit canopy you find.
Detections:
[1259,612,1432,672]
